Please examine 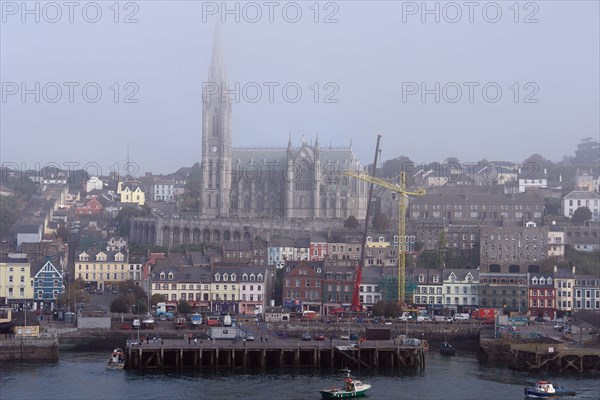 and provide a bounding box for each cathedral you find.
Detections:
[199,30,368,220]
